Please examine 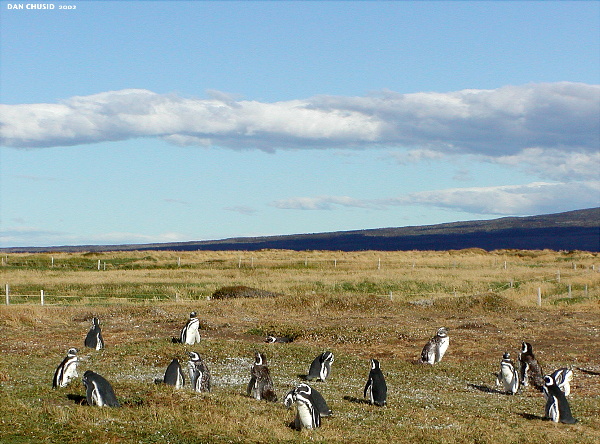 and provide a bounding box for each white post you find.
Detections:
[504,261,507,270]
[5,283,9,305]
[537,287,542,307]
[568,284,572,298]
[573,263,576,270]
[378,258,381,270]
[51,256,54,267]
[103,262,106,271]
[334,259,337,268]
[238,257,242,268]
[177,257,181,267]
[556,270,561,283]
[305,257,308,267]
[251,256,254,268]
[585,284,588,297]
[98,260,101,271]
[40,289,45,306]
[389,291,393,301]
